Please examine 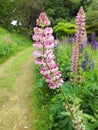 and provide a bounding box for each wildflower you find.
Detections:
[91,32,98,49]
[33,12,63,89]
[81,61,86,71]
[76,6,87,47]
[84,51,89,61]
[71,7,86,84]
[63,98,85,130]
[81,52,94,71]
[71,44,79,73]
[36,12,50,27]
